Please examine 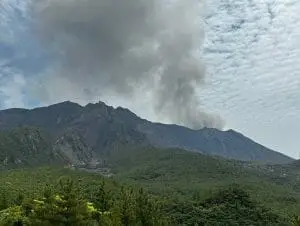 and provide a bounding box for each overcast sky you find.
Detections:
[0,0,299,158]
